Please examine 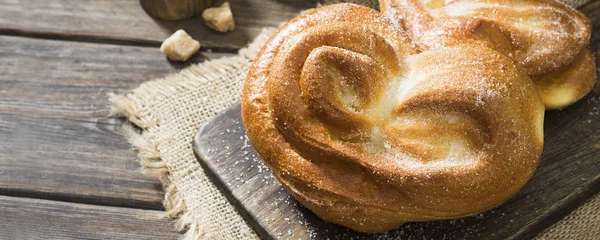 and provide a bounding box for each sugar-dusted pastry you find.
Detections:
[380,0,596,109]
[242,3,544,232]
